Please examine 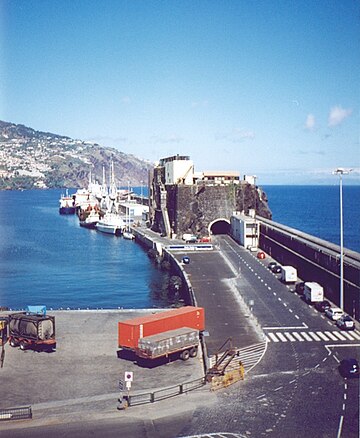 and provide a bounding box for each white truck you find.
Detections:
[304,282,324,303]
[182,233,197,243]
[281,266,297,283]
